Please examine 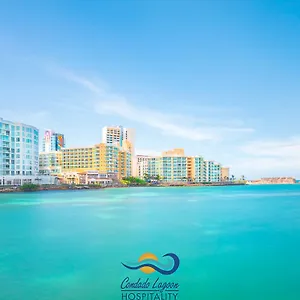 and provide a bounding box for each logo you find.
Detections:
[122,253,180,275]
[120,253,180,299]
